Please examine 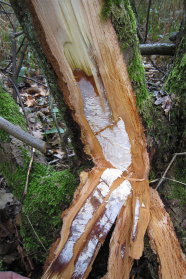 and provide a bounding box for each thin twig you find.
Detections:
[164,177,186,187]
[0,10,14,14]
[0,68,48,88]
[4,37,26,71]
[149,178,160,184]
[8,78,33,134]
[0,2,14,29]
[156,152,186,190]
[16,36,26,56]
[149,56,167,77]
[144,0,152,43]
[14,30,23,37]
[25,213,47,252]
[11,28,17,102]
[0,0,11,6]
[15,41,28,78]
[49,106,68,159]
[8,79,36,203]
[21,148,35,204]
